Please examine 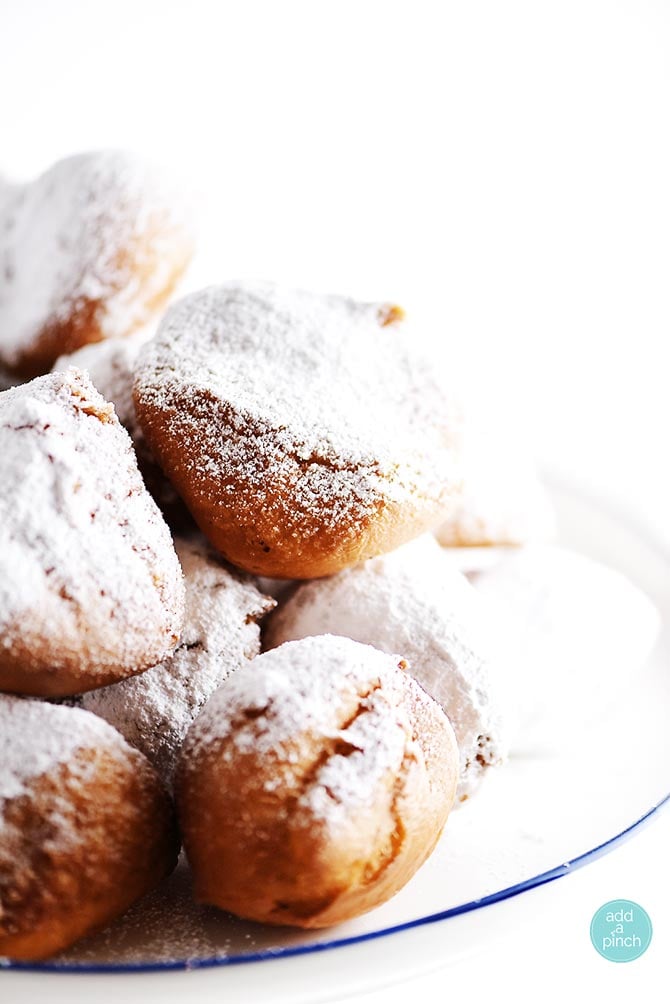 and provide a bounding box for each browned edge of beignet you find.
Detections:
[135,387,456,580]
[175,642,459,928]
[0,744,179,960]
